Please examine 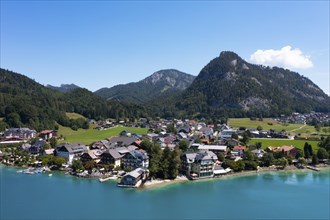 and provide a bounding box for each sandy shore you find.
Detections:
[142,175,189,189]
[141,164,330,189]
